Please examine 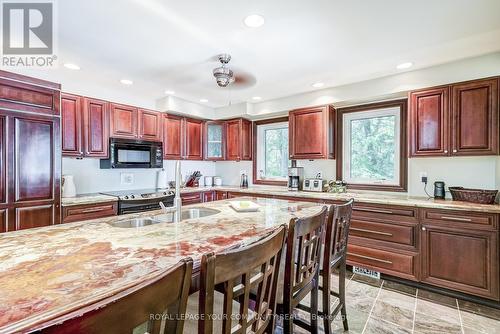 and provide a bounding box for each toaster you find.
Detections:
[303,178,326,192]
